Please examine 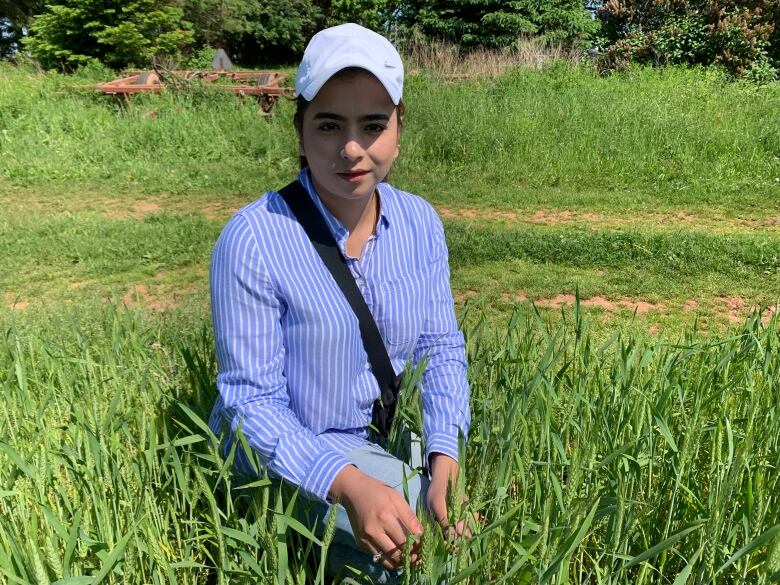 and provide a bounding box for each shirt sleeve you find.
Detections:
[210,213,352,502]
[413,211,471,463]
